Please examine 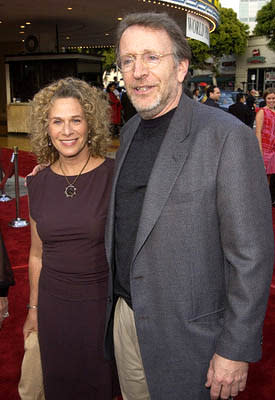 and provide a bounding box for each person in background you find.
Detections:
[199,83,209,103]
[103,12,274,400]
[23,77,120,399]
[246,88,257,128]
[228,92,251,126]
[121,90,137,123]
[106,82,122,137]
[112,77,121,99]
[204,85,221,108]
[192,87,200,101]
[255,87,275,186]
[0,233,14,329]
[259,99,266,108]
